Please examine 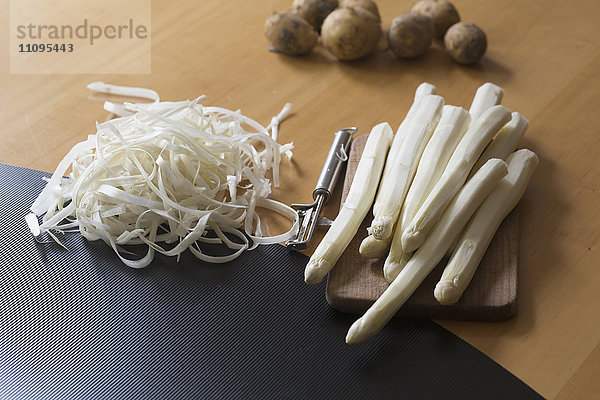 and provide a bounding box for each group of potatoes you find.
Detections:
[264,0,487,64]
